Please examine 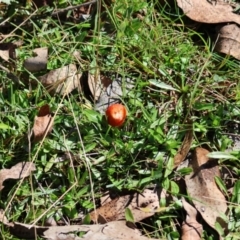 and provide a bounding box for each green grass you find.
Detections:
[1,0,240,239]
